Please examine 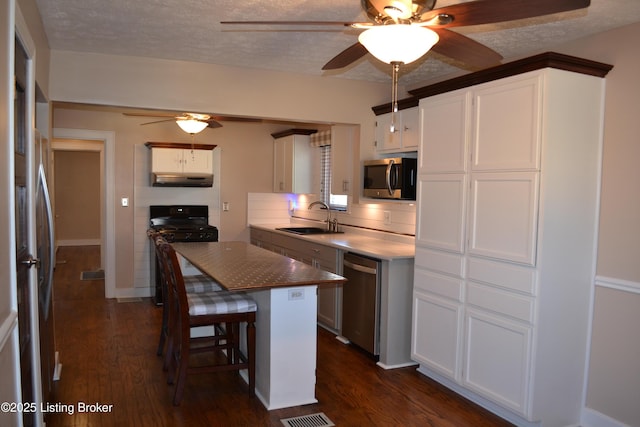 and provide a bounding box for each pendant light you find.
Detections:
[358,24,439,131]
[176,118,208,135]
